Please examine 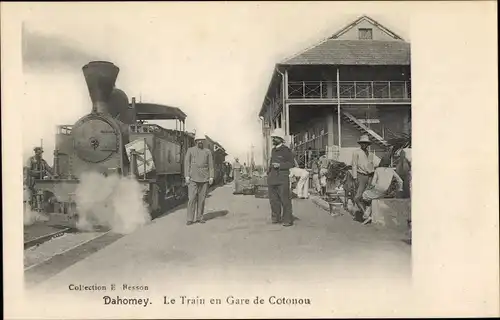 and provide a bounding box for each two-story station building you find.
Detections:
[259,15,411,167]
